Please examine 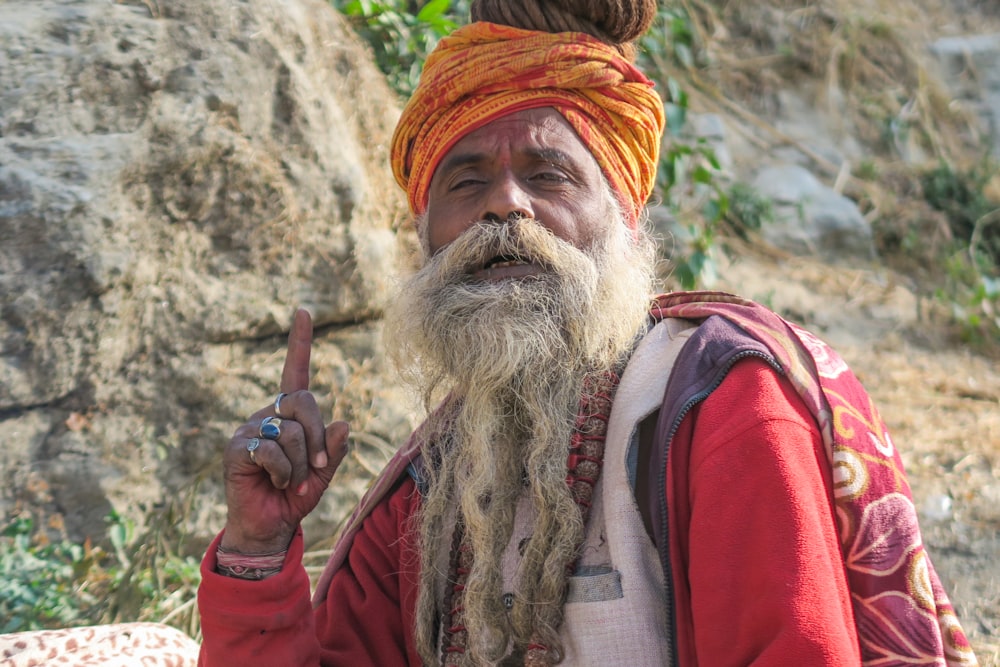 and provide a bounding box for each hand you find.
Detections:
[219,309,350,554]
